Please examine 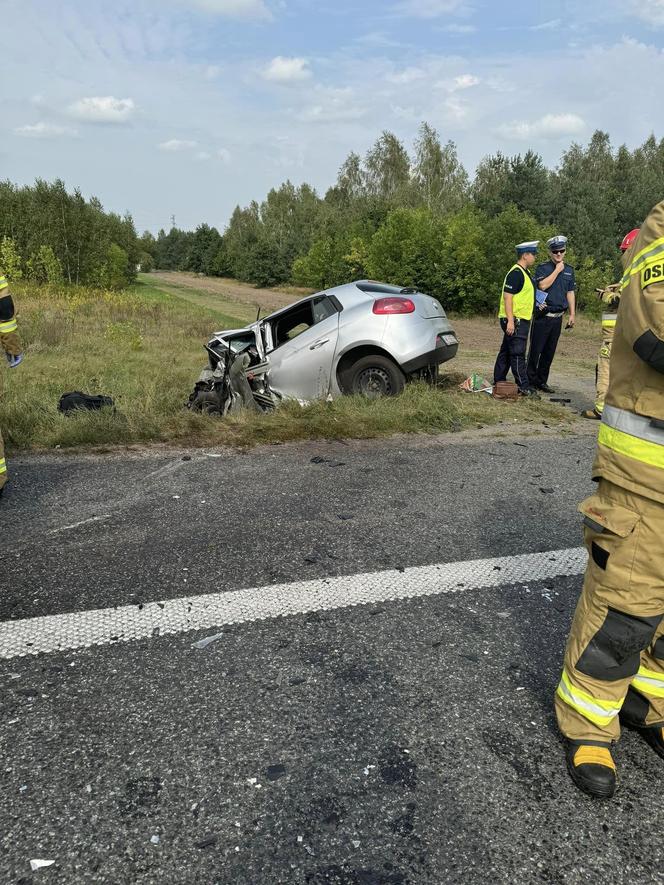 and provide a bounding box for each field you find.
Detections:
[0,276,590,454]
